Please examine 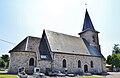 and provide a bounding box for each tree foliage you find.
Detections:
[112,44,120,54]
[0,58,5,67]
[106,55,112,65]
[106,54,120,67]
[1,54,9,62]
[106,44,120,68]
[112,54,120,67]
[1,54,9,68]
